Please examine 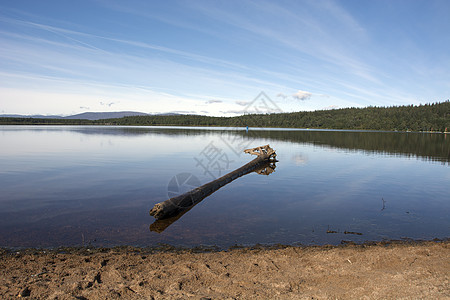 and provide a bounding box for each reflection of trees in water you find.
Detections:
[245,130,450,164]
[67,127,449,164]
[67,127,230,137]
